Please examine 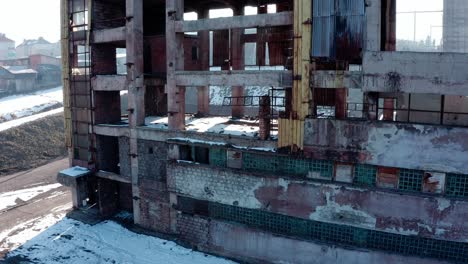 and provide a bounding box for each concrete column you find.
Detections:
[256,5,268,66]
[231,6,245,118]
[167,0,185,130]
[197,9,210,116]
[126,0,144,224]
